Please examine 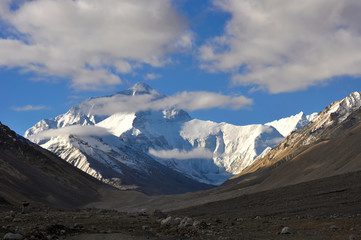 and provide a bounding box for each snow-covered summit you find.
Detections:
[266,111,317,137]
[117,82,160,96]
[312,91,361,130]
[331,91,361,121]
[24,83,163,138]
